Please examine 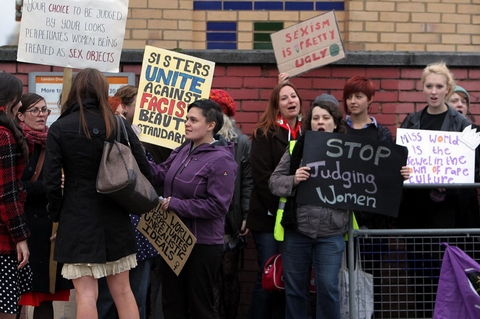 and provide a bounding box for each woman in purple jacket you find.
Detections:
[150,99,237,319]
